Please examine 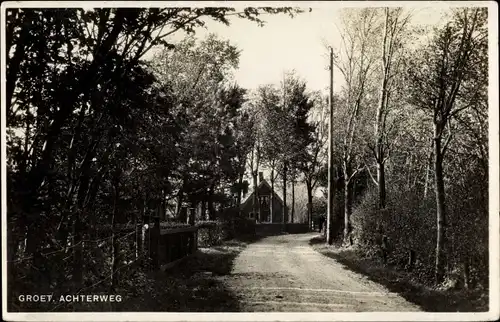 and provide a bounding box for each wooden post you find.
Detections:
[135,223,141,260]
[180,206,187,224]
[188,208,195,226]
[135,213,142,258]
[151,217,160,268]
[141,224,148,265]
